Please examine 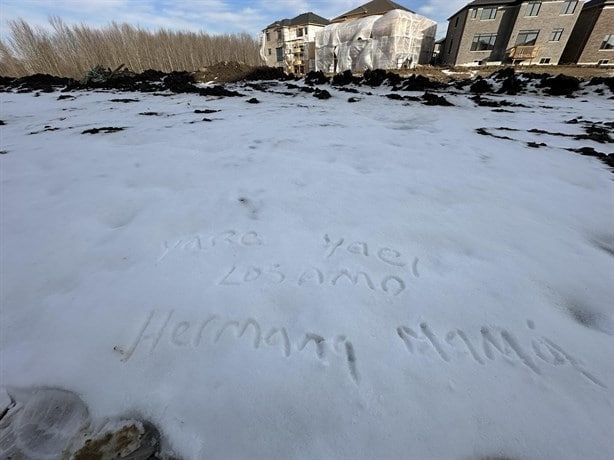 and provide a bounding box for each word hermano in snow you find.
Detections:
[120,310,360,384]
[218,264,407,296]
[323,234,420,276]
[158,230,263,261]
[396,320,606,388]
